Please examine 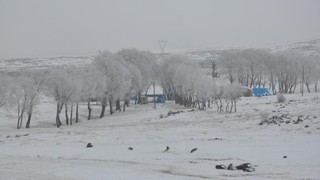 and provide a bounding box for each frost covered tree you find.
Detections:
[159,56,210,108]
[241,49,269,88]
[11,78,35,129]
[303,56,320,93]
[0,75,12,108]
[23,70,45,128]
[273,52,301,93]
[62,68,82,125]
[216,49,316,94]
[217,49,271,88]
[7,70,45,129]
[93,50,131,117]
[218,50,239,84]
[158,56,182,100]
[222,83,244,113]
[117,48,156,104]
[171,59,198,106]
[126,65,142,105]
[45,69,74,128]
[211,84,224,113]
[79,66,102,120]
[194,75,215,110]
[10,78,30,129]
